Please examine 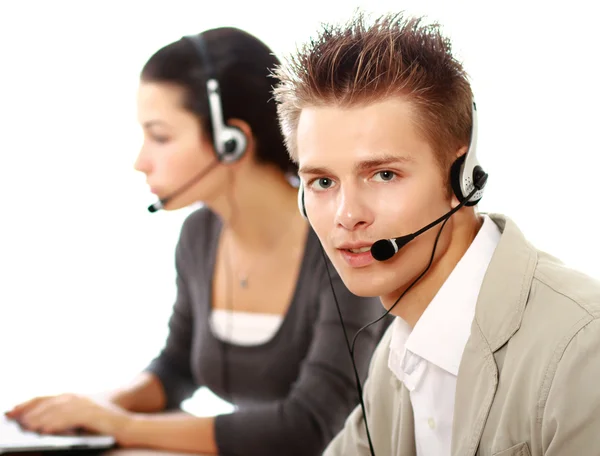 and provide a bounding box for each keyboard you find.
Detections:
[0,415,115,453]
